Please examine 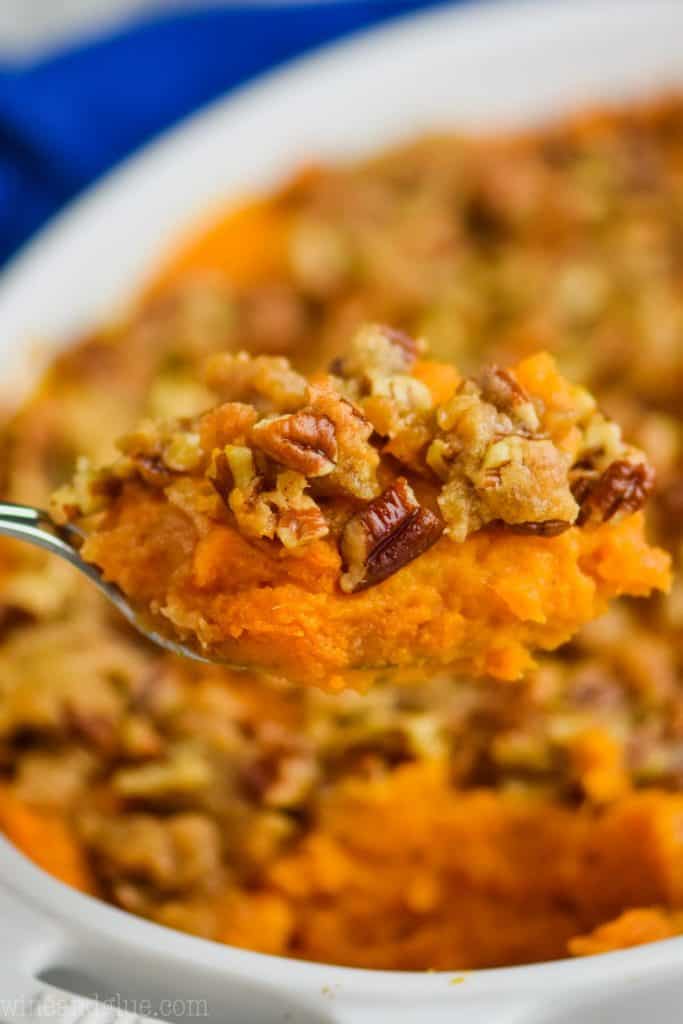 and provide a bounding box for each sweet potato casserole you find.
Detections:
[2,98,683,969]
